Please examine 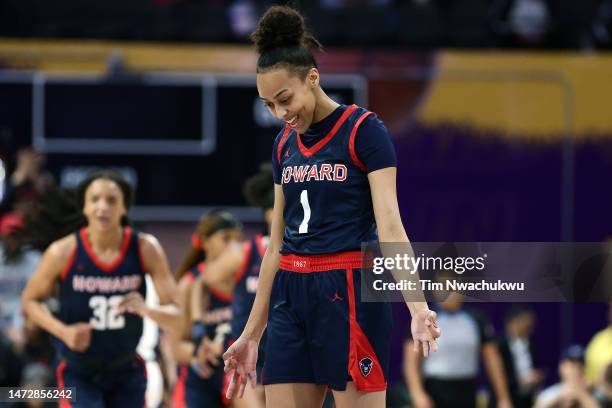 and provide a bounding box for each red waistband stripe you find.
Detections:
[279,251,366,272]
